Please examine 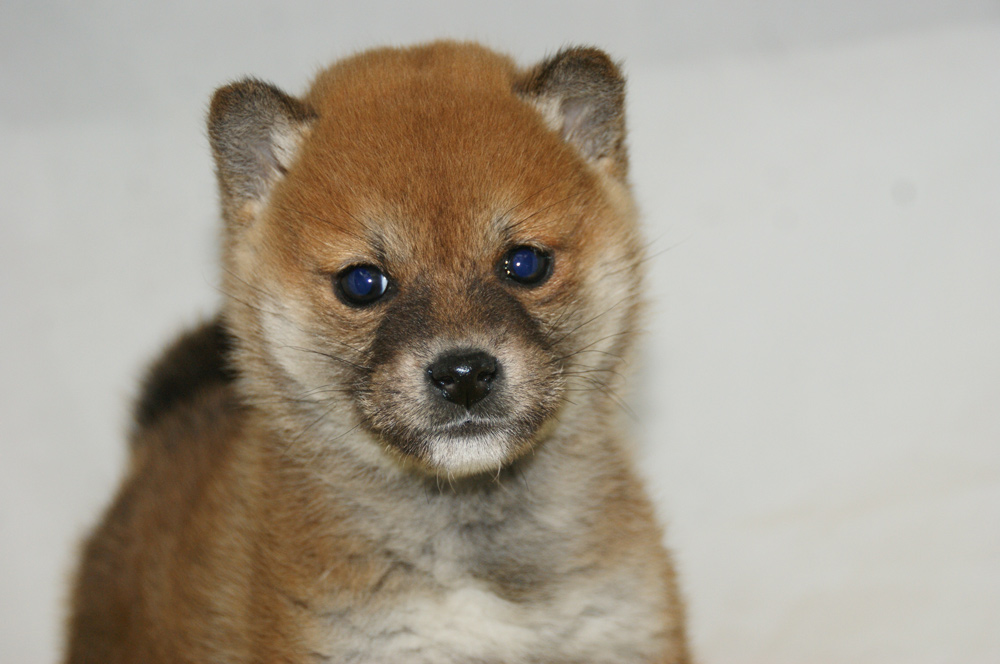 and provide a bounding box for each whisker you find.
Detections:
[271,203,371,243]
[547,300,625,348]
[504,188,589,236]
[561,366,625,380]
[555,329,631,362]
[602,234,692,278]
[497,172,584,221]
[282,345,371,373]
[301,422,363,467]
[216,285,287,320]
[563,375,637,420]
[540,301,582,344]
[278,401,340,458]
